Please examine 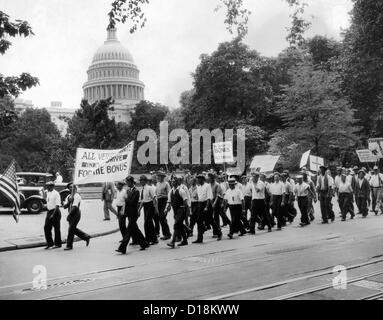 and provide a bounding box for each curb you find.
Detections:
[0,228,119,252]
